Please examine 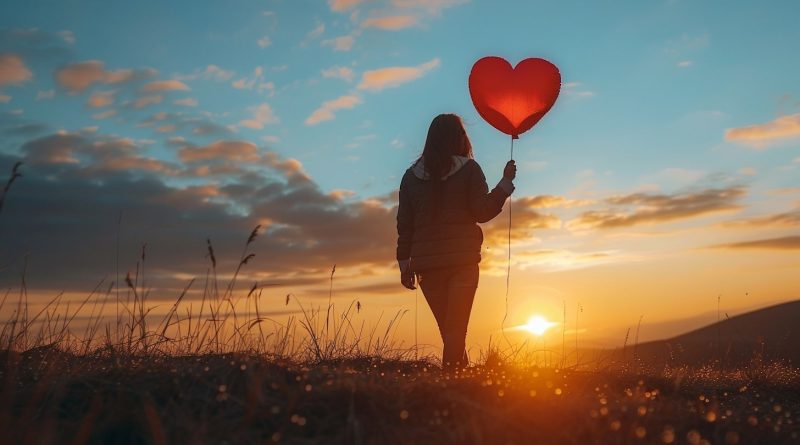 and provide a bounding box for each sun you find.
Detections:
[522,315,558,336]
